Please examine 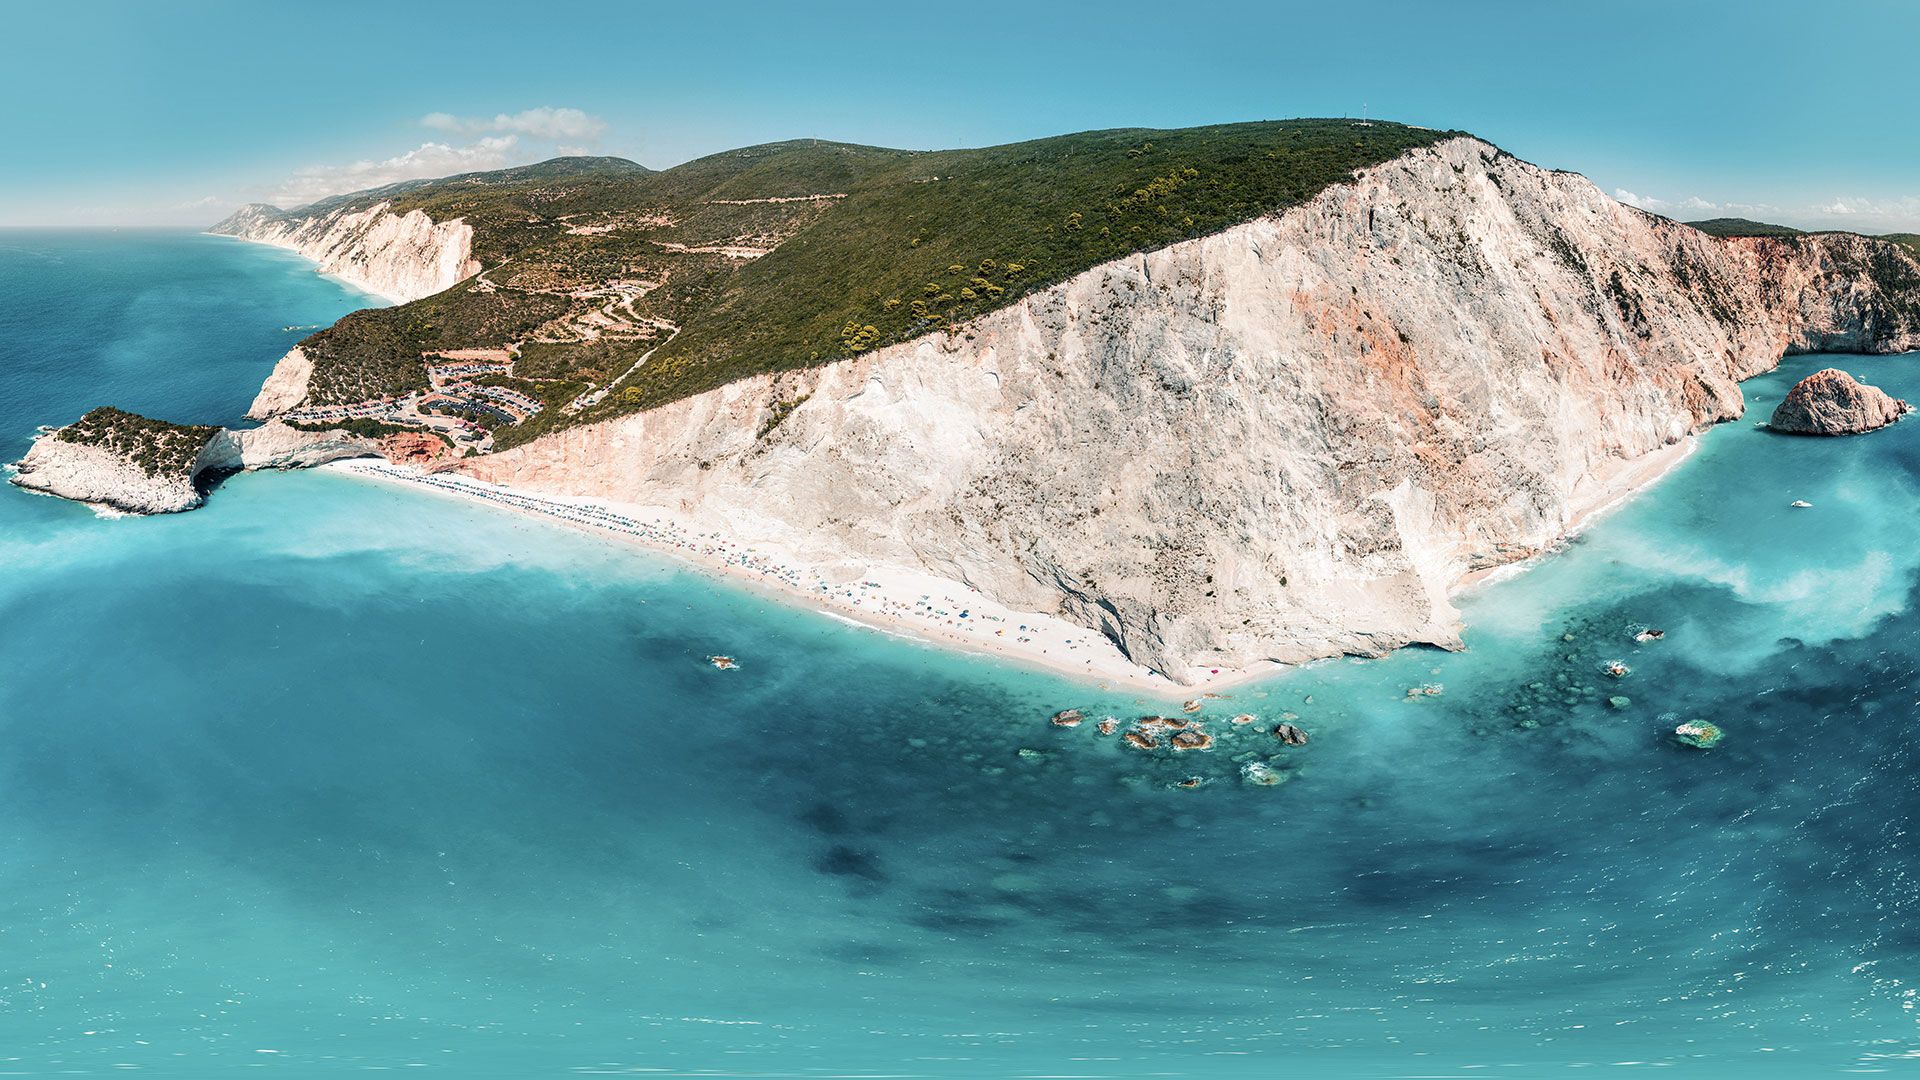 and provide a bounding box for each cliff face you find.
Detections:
[210,202,480,305]
[9,421,380,515]
[456,137,1920,681]
[9,436,209,514]
[246,346,313,420]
